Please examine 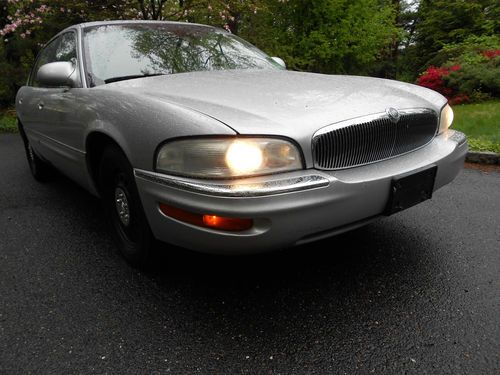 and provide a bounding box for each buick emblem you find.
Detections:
[386,107,400,123]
